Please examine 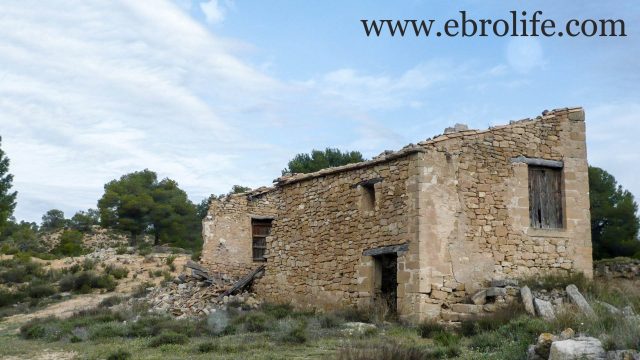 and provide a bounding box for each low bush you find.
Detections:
[417,320,446,338]
[260,303,293,320]
[148,331,189,347]
[197,341,220,353]
[336,341,440,360]
[99,295,125,308]
[58,271,116,293]
[25,281,57,299]
[0,288,26,307]
[104,265,129,280]
[106,349,132,360]
[317,312,343,329]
